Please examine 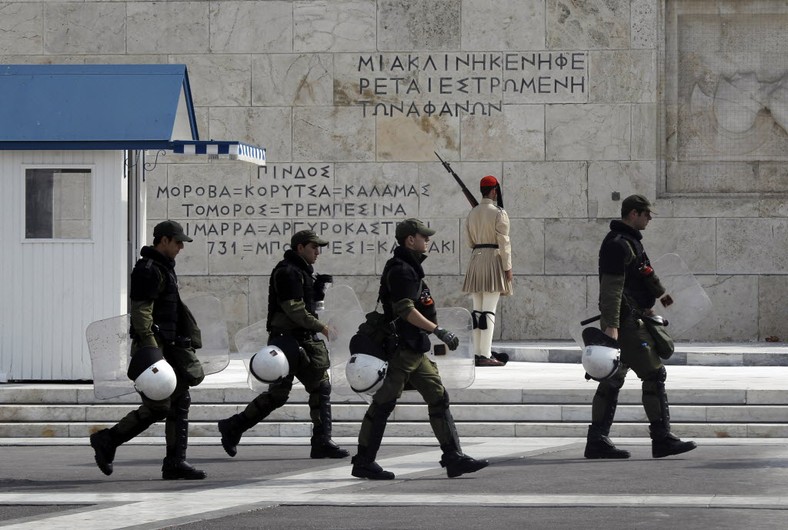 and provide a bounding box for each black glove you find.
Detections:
[433,326,459,351]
